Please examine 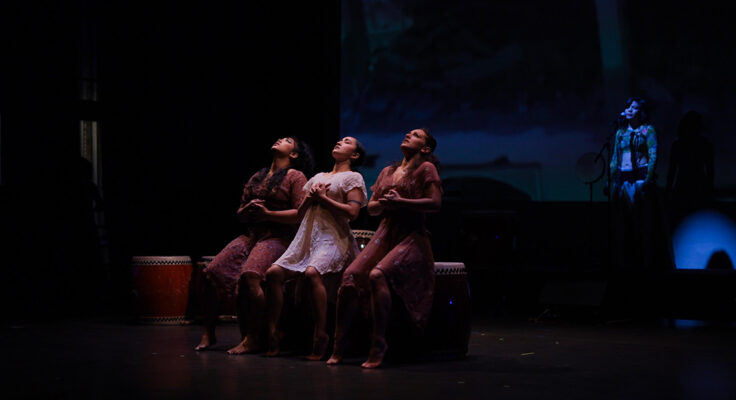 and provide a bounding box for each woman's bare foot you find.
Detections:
[326,353,342,365]
[305,333,329,361]
[265,331,284,357]
[194,330,216,351]
[361,338,388,369]
[226,335,259,355]
[326,335,346,365]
